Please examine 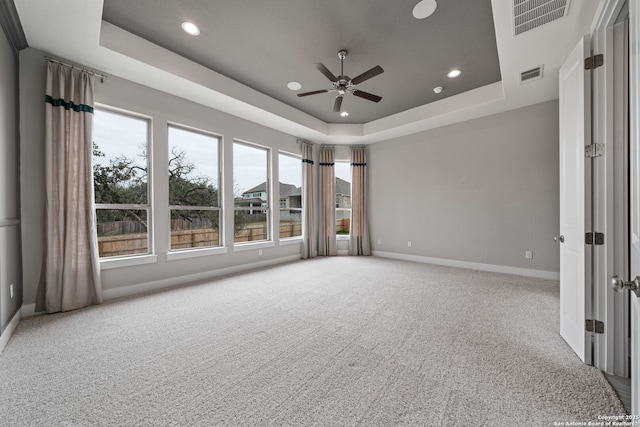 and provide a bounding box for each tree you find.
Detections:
[168,146,220,231]
[93,142,147,205]
[93,143,220,233]
[93,142,148,231]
